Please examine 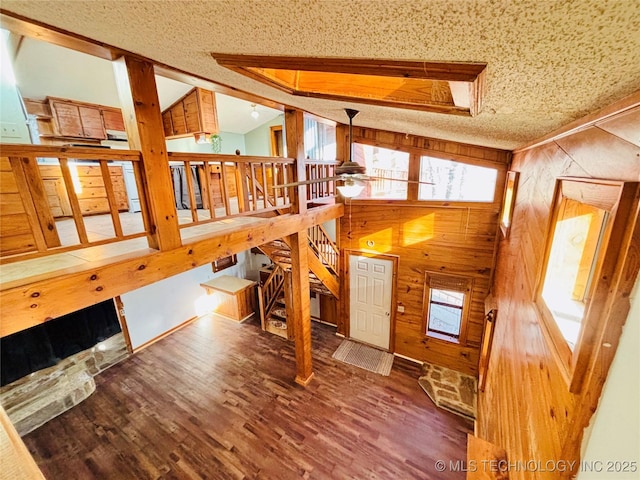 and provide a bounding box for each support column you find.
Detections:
[284,107,313,385]
[112,56,181,251]
[286,231,313,386]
